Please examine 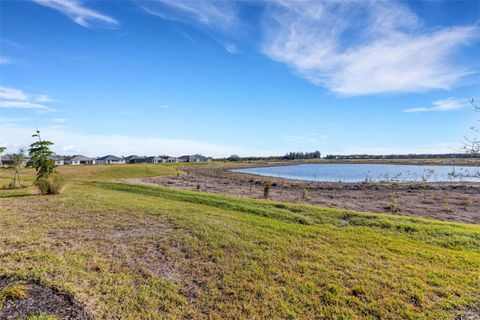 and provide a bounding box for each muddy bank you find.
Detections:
[131,166,480,224]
